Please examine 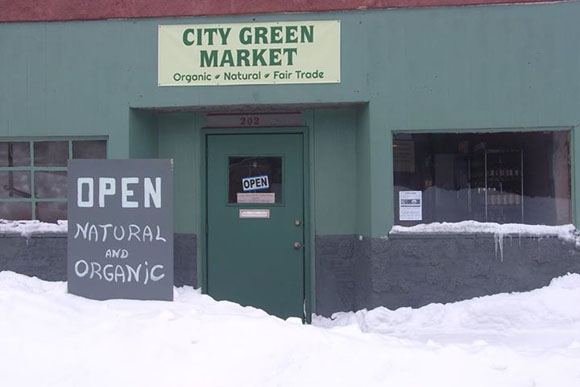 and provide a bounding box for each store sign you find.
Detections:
[67,160,174,301]
[242,175,269,191]
[399,191,422,221]
[158,20,340,86]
